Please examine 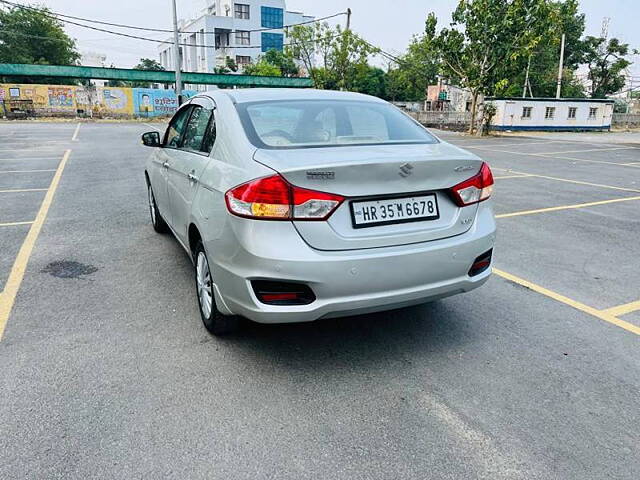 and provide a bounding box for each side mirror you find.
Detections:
[141,131,161,147]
